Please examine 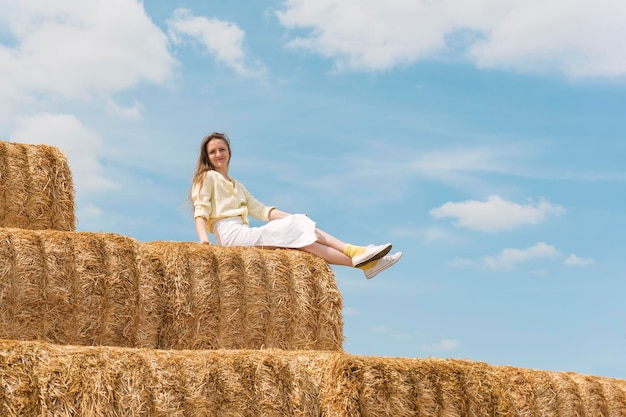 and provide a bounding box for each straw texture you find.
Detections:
[0,228,343,351]
[0,339,331,417]
[0,140,75,231]
[316,353,626,417]
[1,339,625,417]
